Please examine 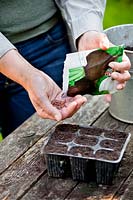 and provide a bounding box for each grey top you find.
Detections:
[0,0,106,58]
